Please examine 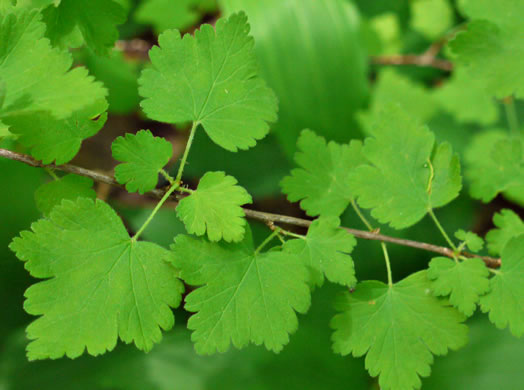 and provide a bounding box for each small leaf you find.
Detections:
[35,174,96,216]
[283,216,356,287]
[480,235,524,337]
[332,271,468,390]
[139,12,278,152]
[486,209,524,256]
[176,171,252,242]
[9,198,183,360]
[280,129,364,217]
[454,229,484,252]
[349,105,462,229]
[112,130,173,194]
[428,257,490,316]
[170,229,311,354]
